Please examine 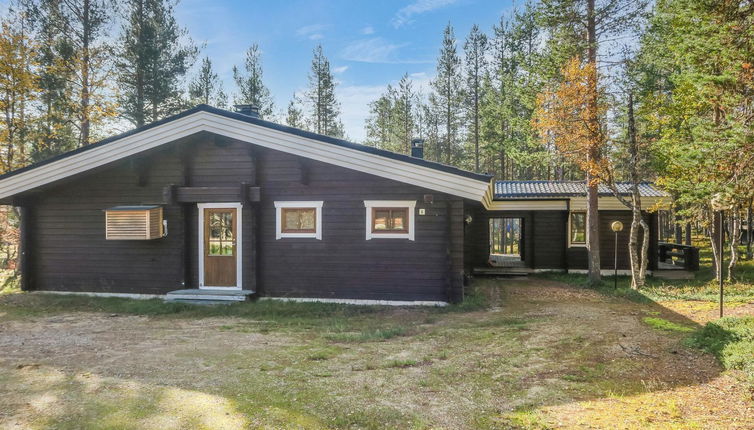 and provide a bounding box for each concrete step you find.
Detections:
[473,267,533,276]
[165,289,255,303]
